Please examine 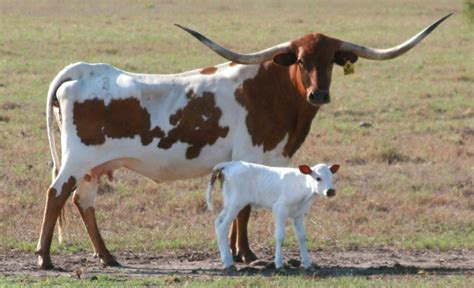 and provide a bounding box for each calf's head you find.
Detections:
[175,14,451,106]
[299,164,340,197]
